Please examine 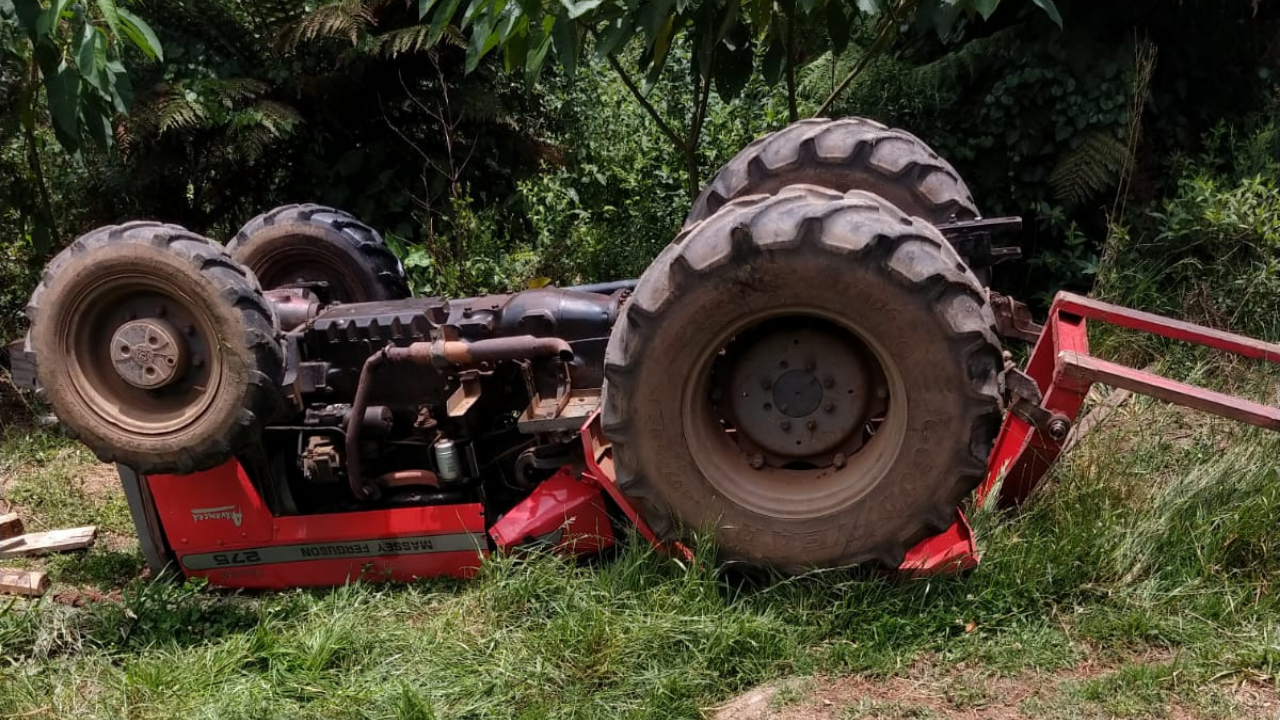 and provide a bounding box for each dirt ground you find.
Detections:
[710,657,1280,720]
